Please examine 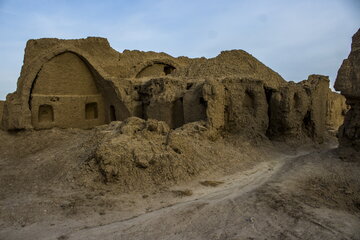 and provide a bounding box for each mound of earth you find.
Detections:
[77,117,273,192]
